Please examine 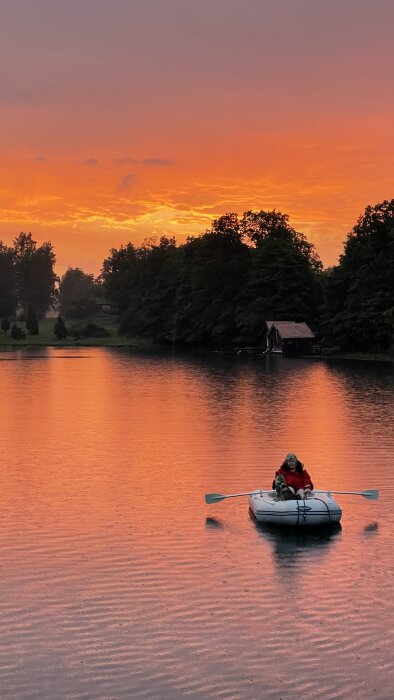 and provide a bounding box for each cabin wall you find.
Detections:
[282,338,313,356]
